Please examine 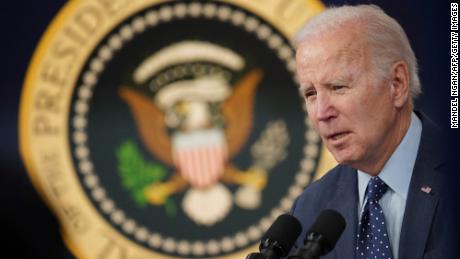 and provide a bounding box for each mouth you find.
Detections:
[325,131,350,144]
